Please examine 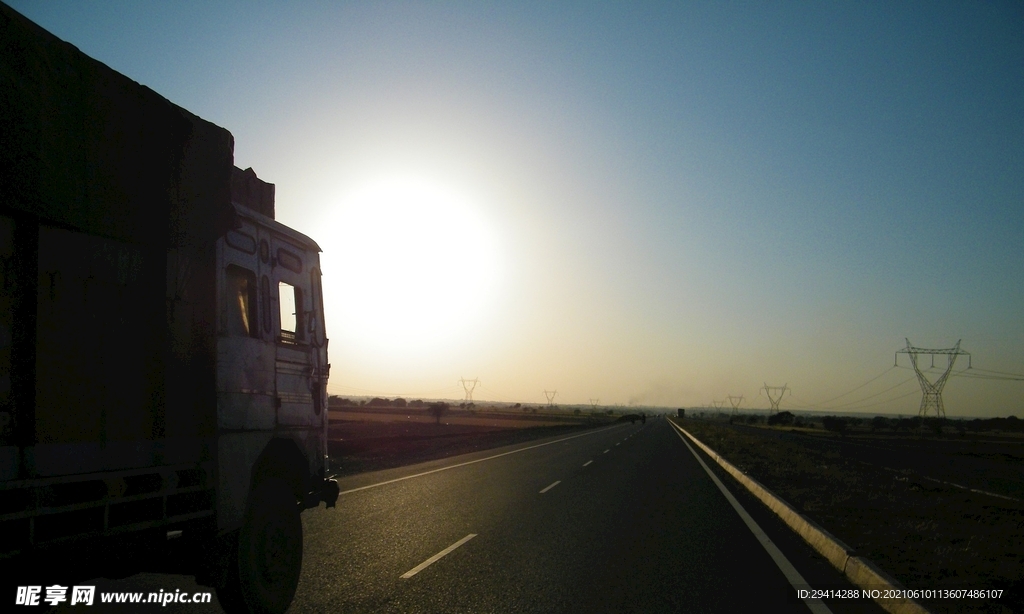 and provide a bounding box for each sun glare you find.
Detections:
[321,176,501,354]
